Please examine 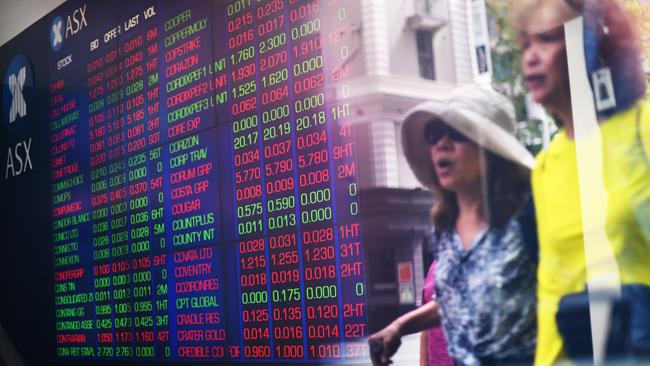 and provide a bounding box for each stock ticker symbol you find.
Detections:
[51,16,64,51]
[3,54,33,125]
